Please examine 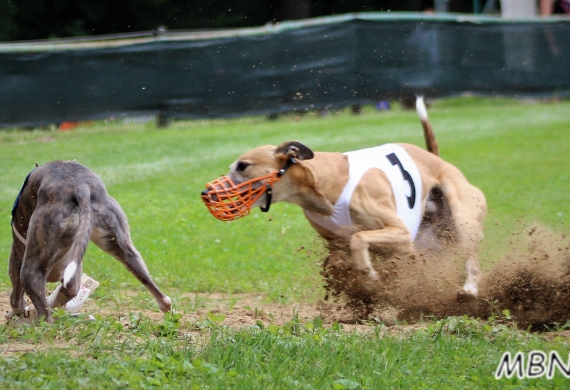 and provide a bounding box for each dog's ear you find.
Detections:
[274,141,314,161]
